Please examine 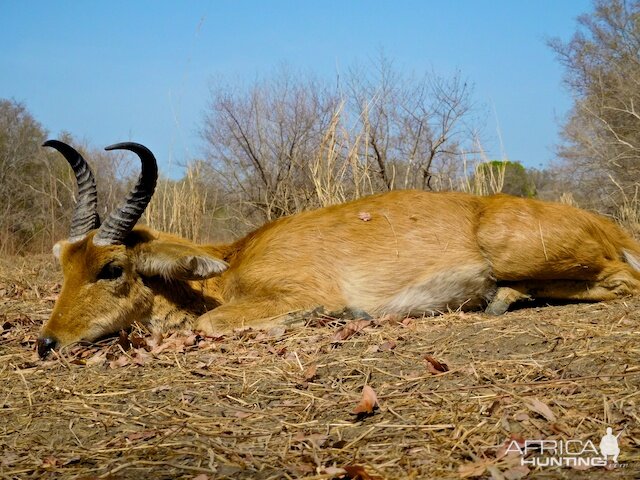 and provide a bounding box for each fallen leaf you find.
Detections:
[424,354,449,374]
[343,464,381,480]
[379,340,396,351]
[486,465,505,479]
[483,400,501,417]
[182,332,199,346]
[132,348,152,366]
[0,451,19,466]
[332,319,372,342]
[293,432,328,447]
[503,465,530,480]
[267,326,286,338]
[40,456,61,468]
[149,333,184,354]
[293,463,315,474]
[146,331,164,350]
[352,385,378,416]
[458,460,487,478]
[322,466,346,476]
[130,333,148,349]
[284,351,298,362]
[118,330,131,350]
[234,411,253,419]
[303,363,318,381]
[78,348,94,359]
[373,313,402,325]
[109,355,130,369]
[524,398,556,422]
[496,434,526,459]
